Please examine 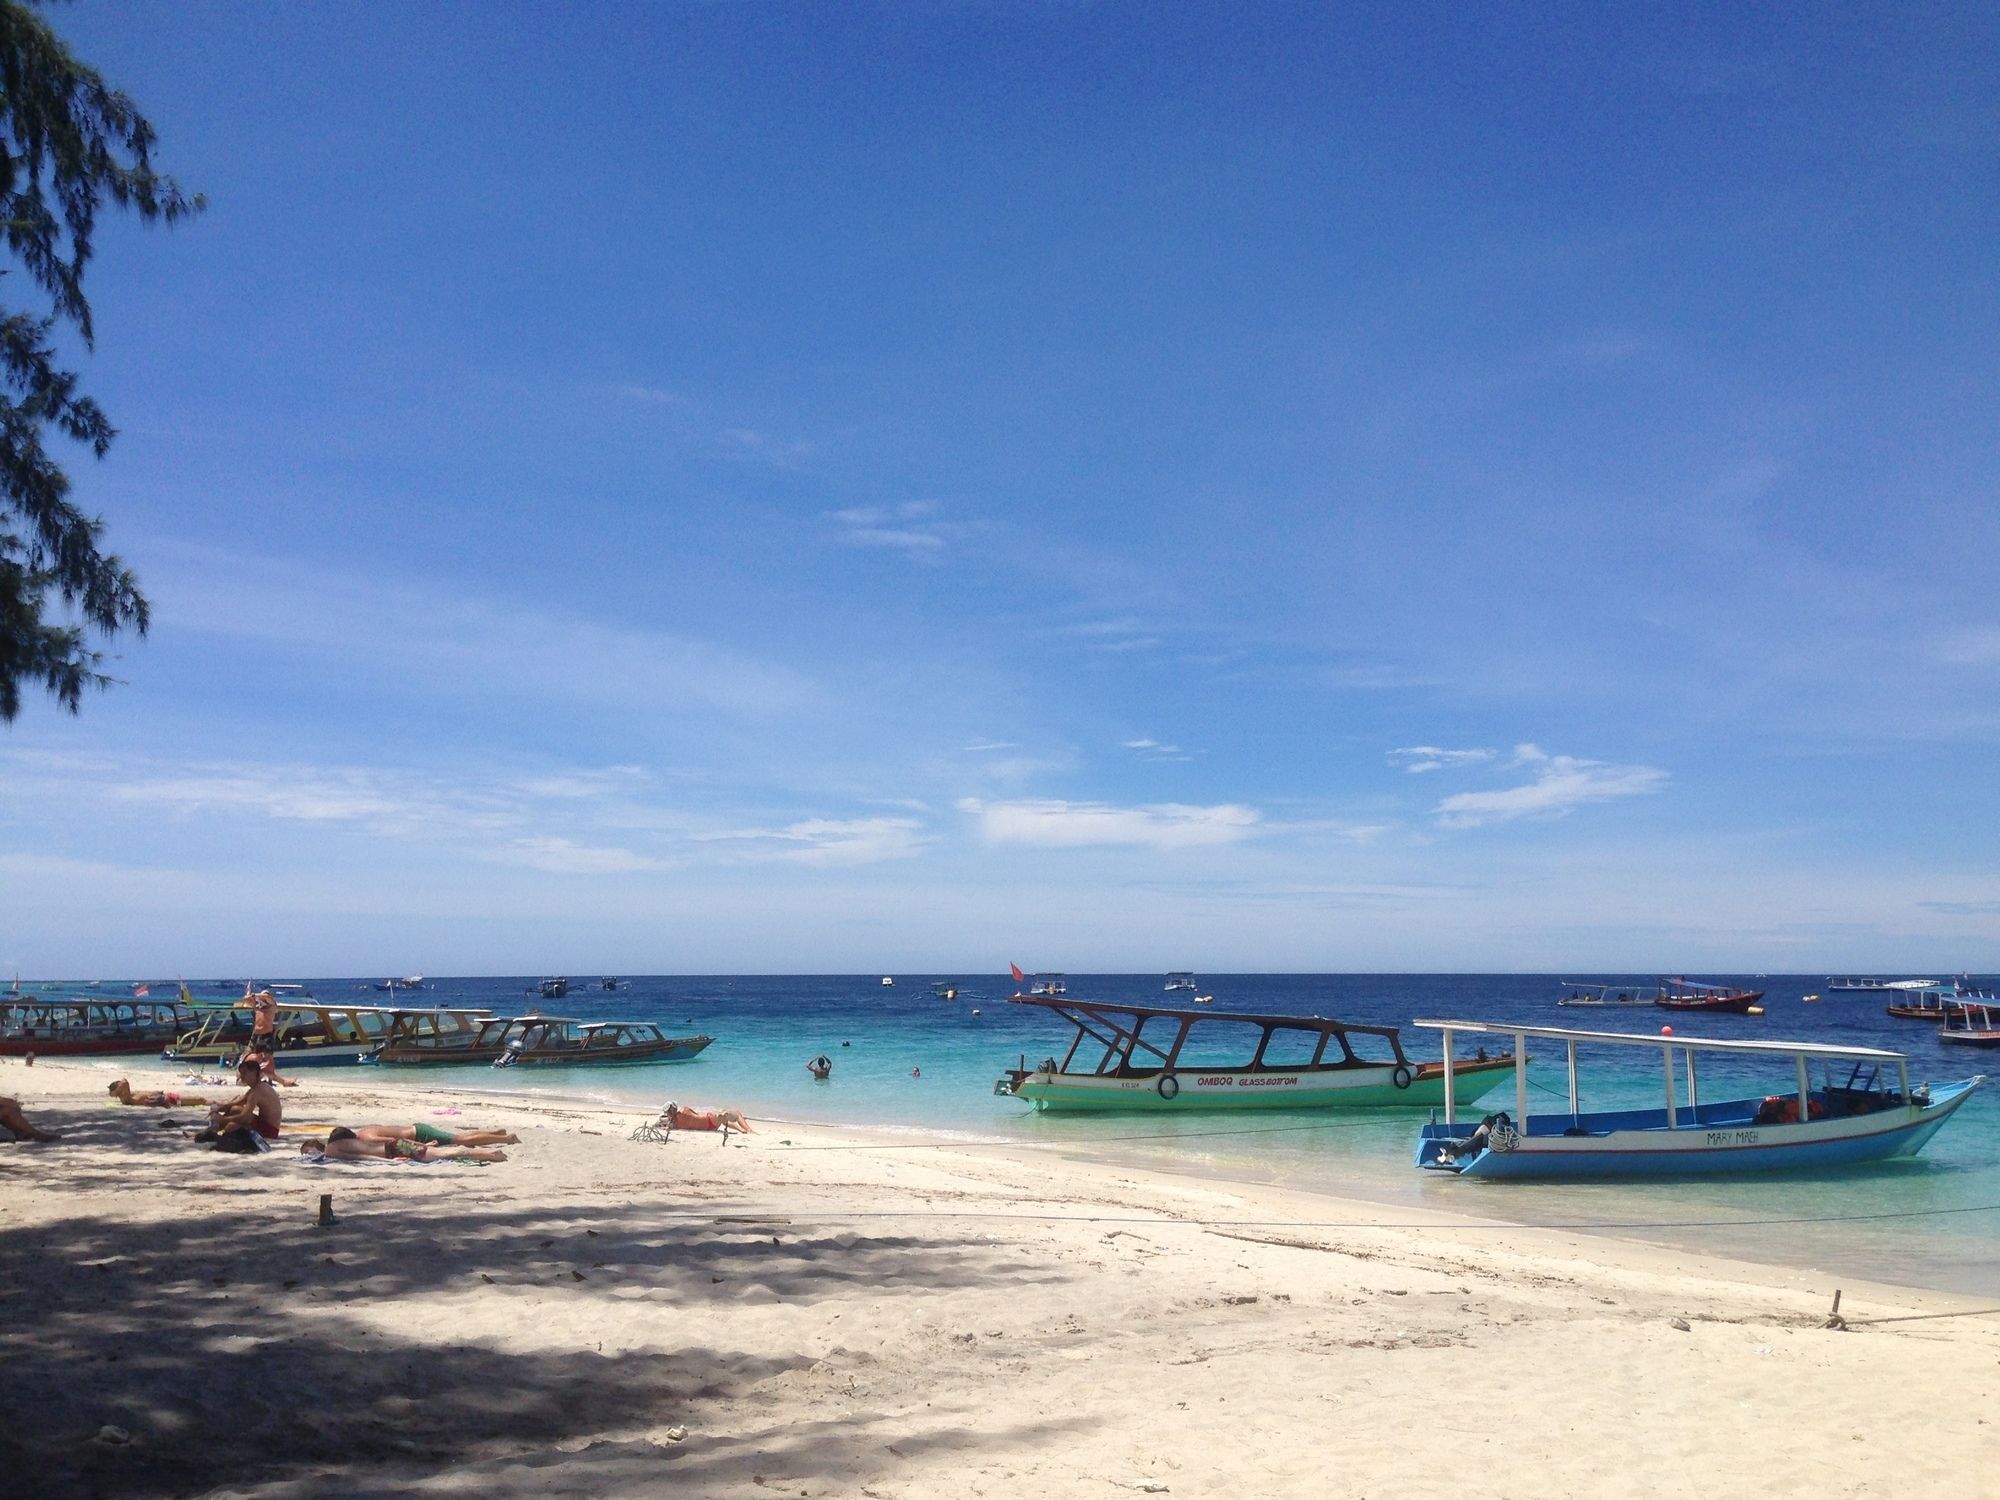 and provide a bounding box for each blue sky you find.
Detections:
[4,2,1997,976]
